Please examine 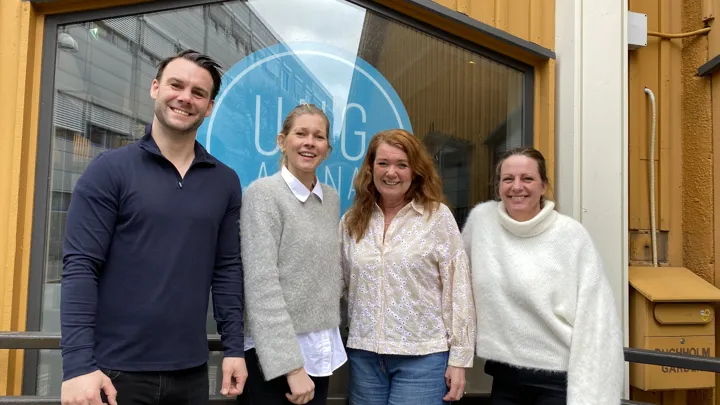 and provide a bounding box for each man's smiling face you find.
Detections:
[150,58,215,135]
